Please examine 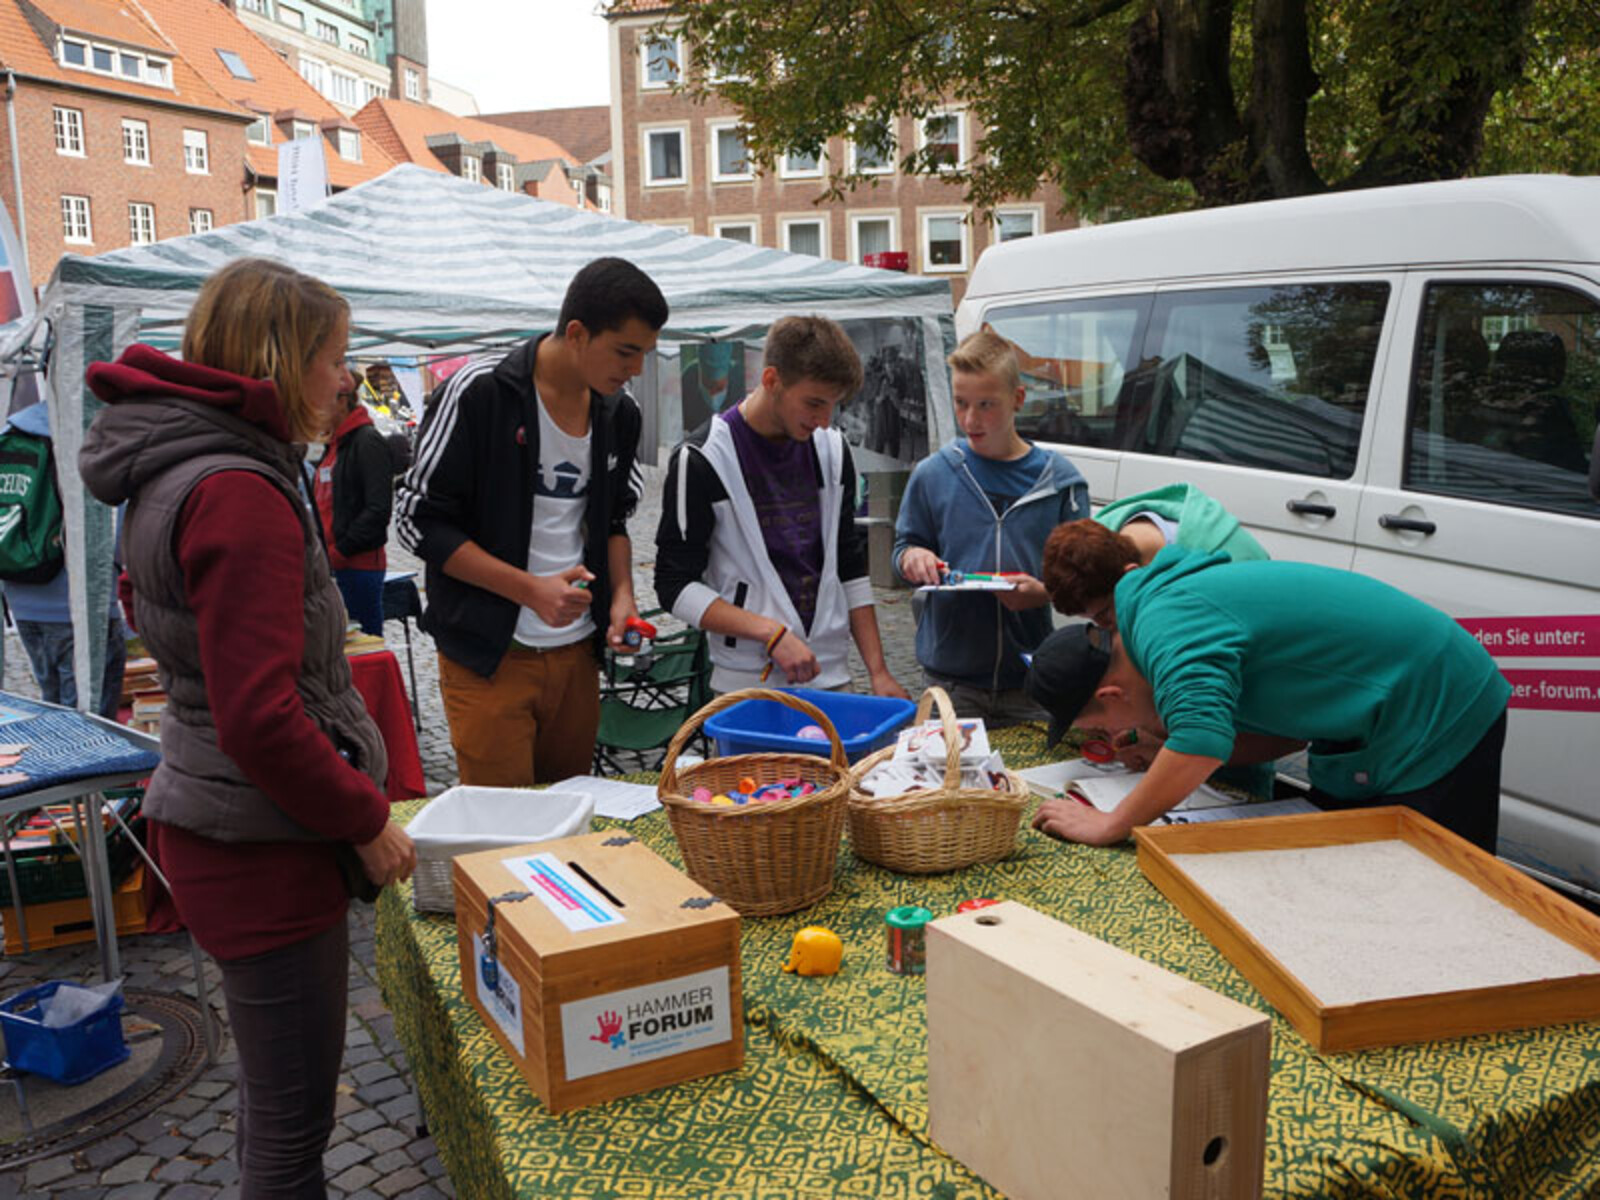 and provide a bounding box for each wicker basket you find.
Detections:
[846,687,1030,875]
[659,689,852,917]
